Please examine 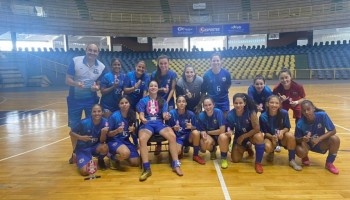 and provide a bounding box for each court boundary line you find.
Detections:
[334,124,350,132]
[213,160,231,200]
[0,136,70,162]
